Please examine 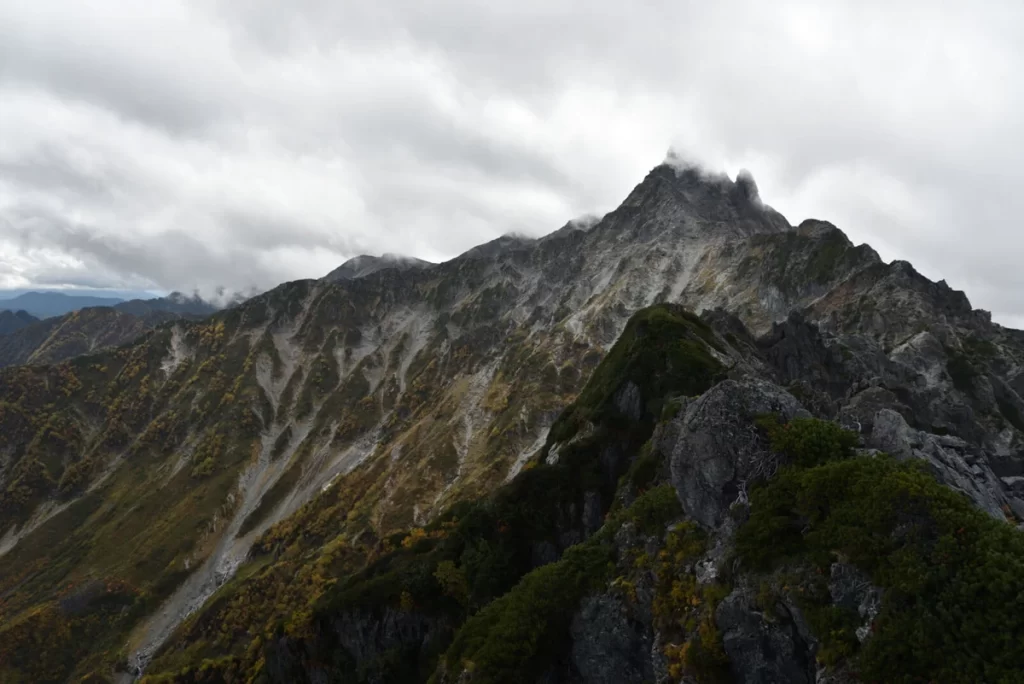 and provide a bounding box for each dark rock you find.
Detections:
[570,595,650,684]
[759,311,853,402]
[582,490,604,536]
[613,380,644,422]
[330,608,445,668]
[715,589,814,684]
[532,541,559,567]
[661,379,805,528]
[869,409,1009,519]
[839,386,911,434]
